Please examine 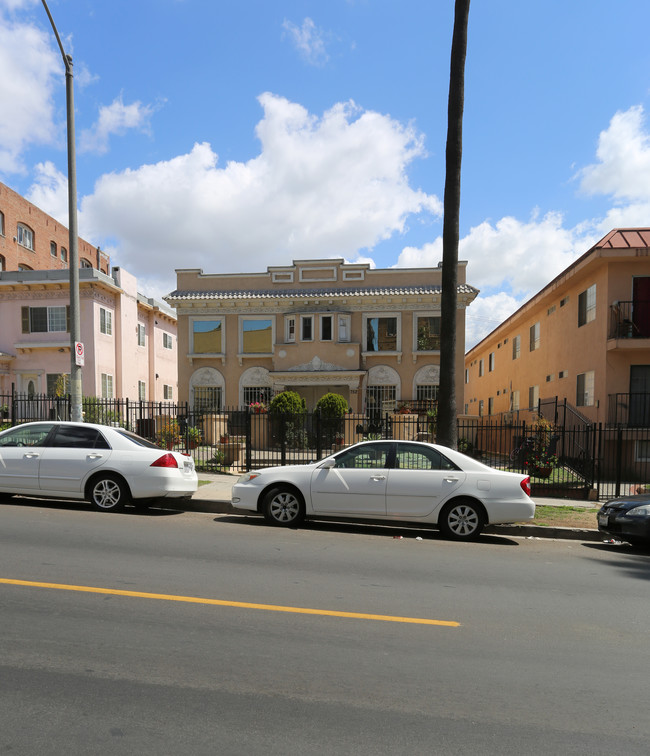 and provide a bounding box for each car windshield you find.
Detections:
[114,428,161,450]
